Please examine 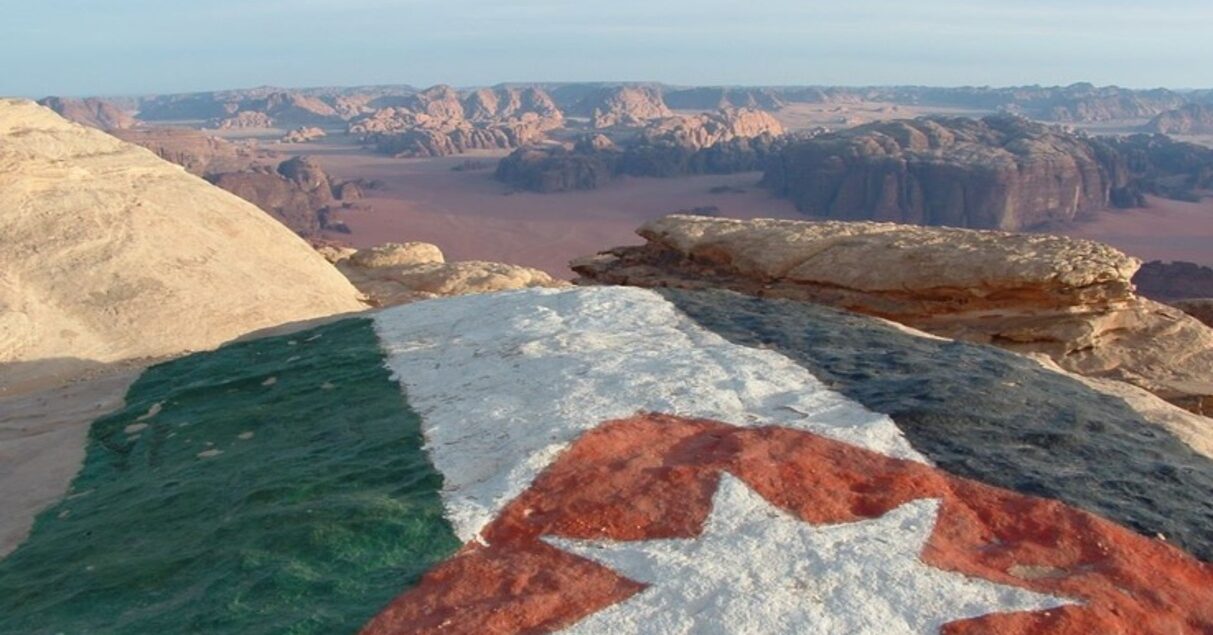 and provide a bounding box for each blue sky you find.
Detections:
[2,0,1210,97]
